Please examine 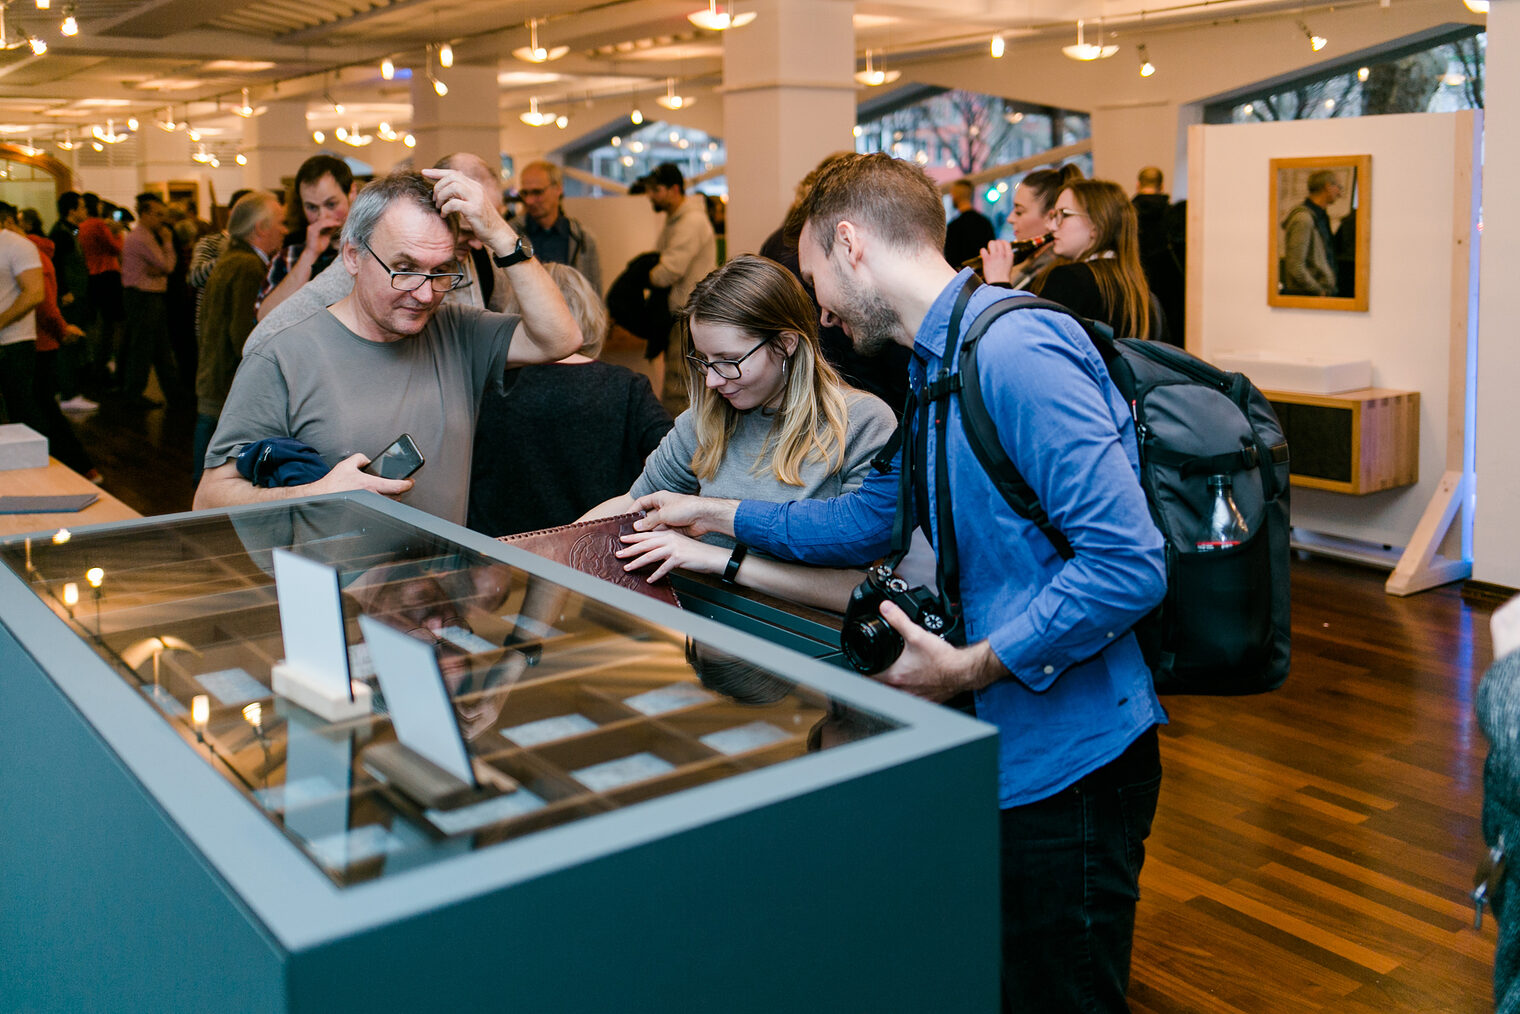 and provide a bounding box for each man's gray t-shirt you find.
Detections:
[629,389,895,521]
[205,302,517,525]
